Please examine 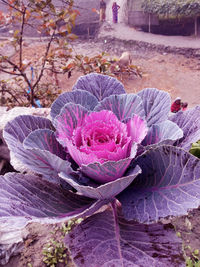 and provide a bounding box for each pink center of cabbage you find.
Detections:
[67,110,132,165]
[61,109,147,169]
